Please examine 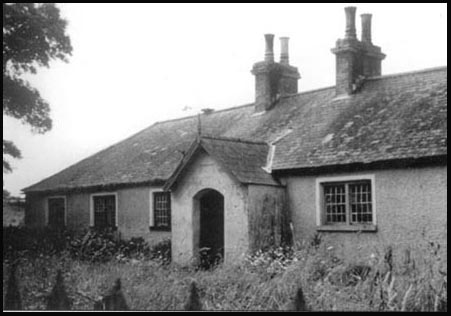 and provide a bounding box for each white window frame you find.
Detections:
[315,174,377,229]
[90,192,118,228]
[46,195,67,226]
